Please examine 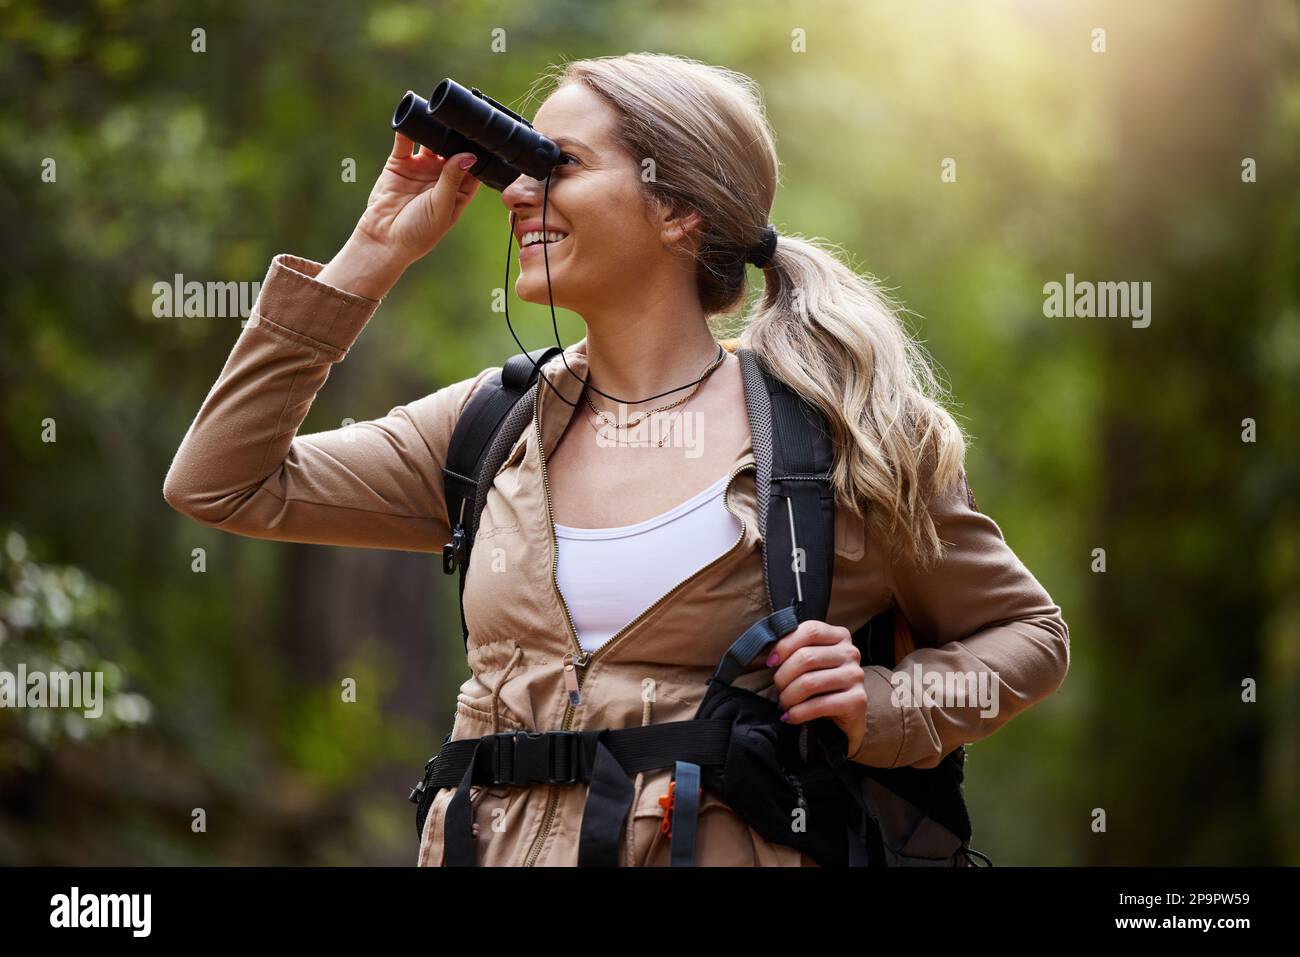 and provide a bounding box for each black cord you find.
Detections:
[502,170,724,409]
[961,846,994,866]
